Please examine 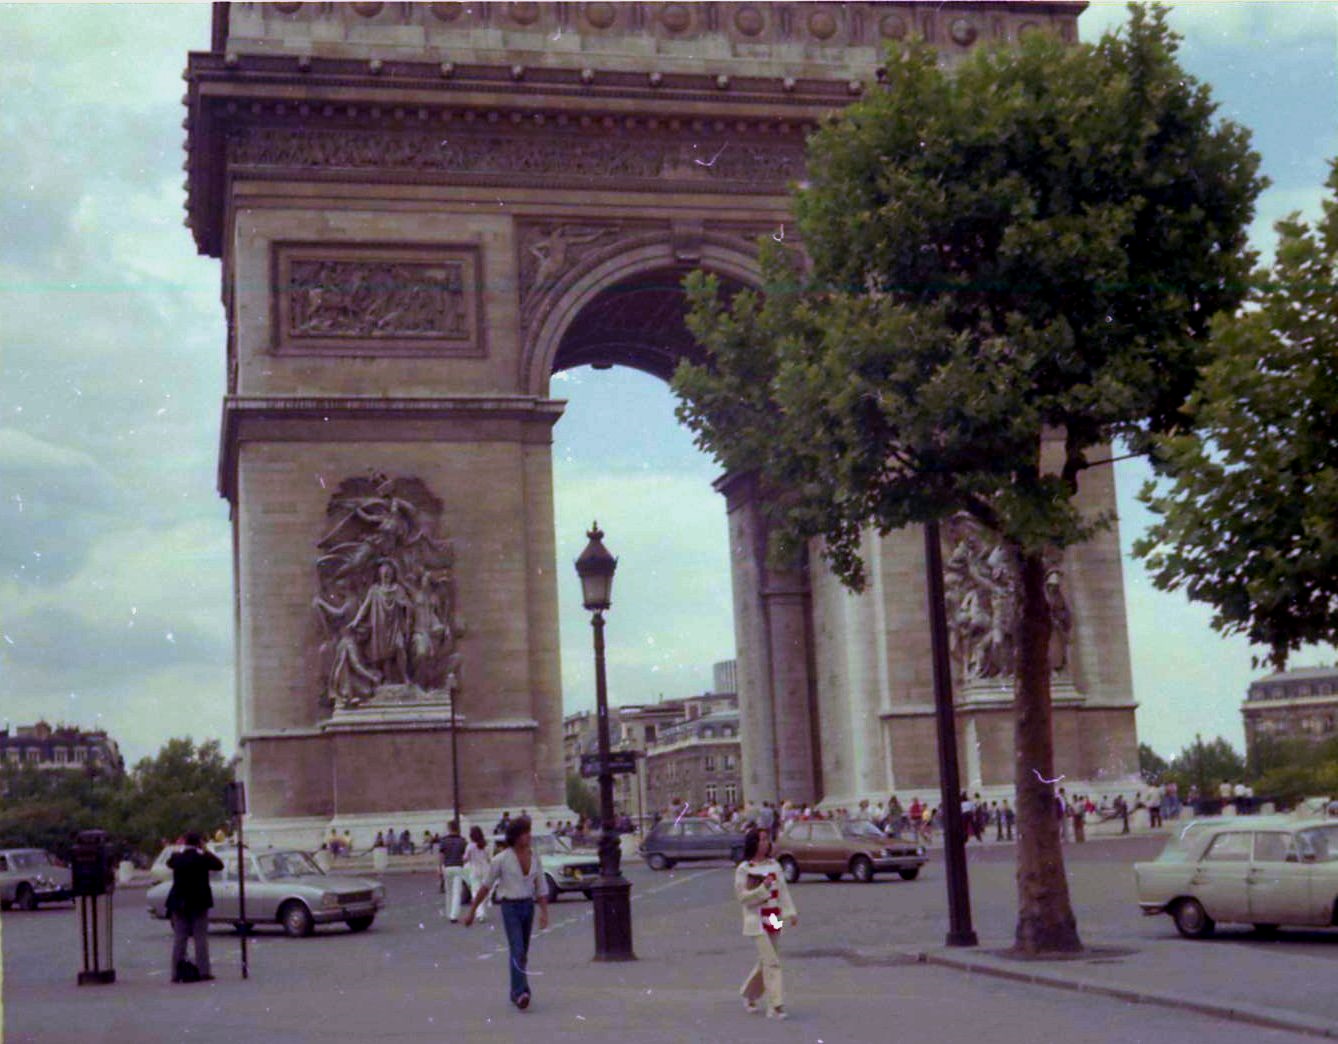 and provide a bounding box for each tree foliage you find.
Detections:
[1138,742,1170,782]
[672,5,1264,954]
[1165,734,1247,793]
[565,773,599,823]
[1136,164,1338,668]
[0,737,235,858]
